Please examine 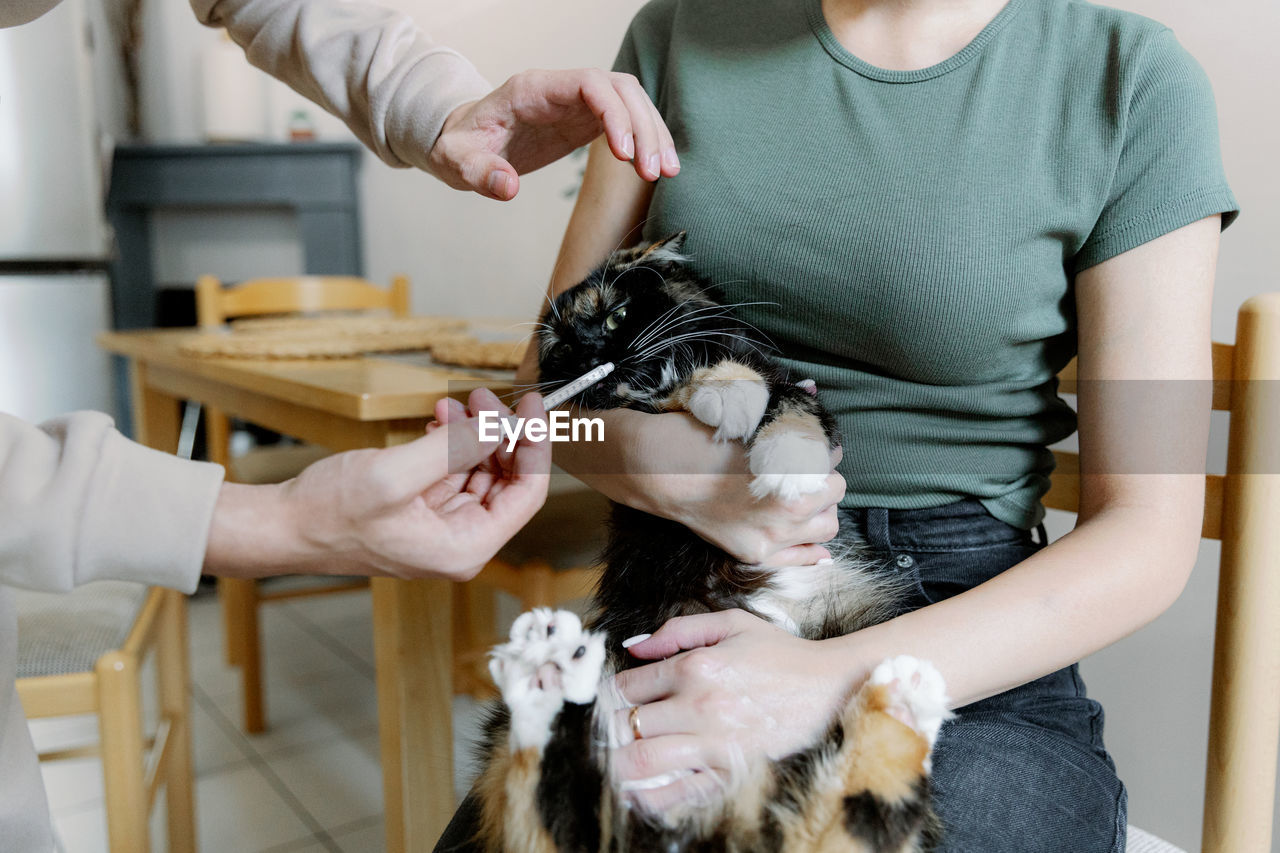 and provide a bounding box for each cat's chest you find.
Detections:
[745,562,850,637]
